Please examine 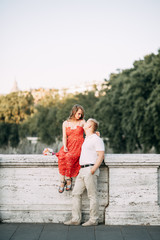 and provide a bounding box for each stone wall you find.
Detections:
[0,155,108,223]
[0,154,160,225]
